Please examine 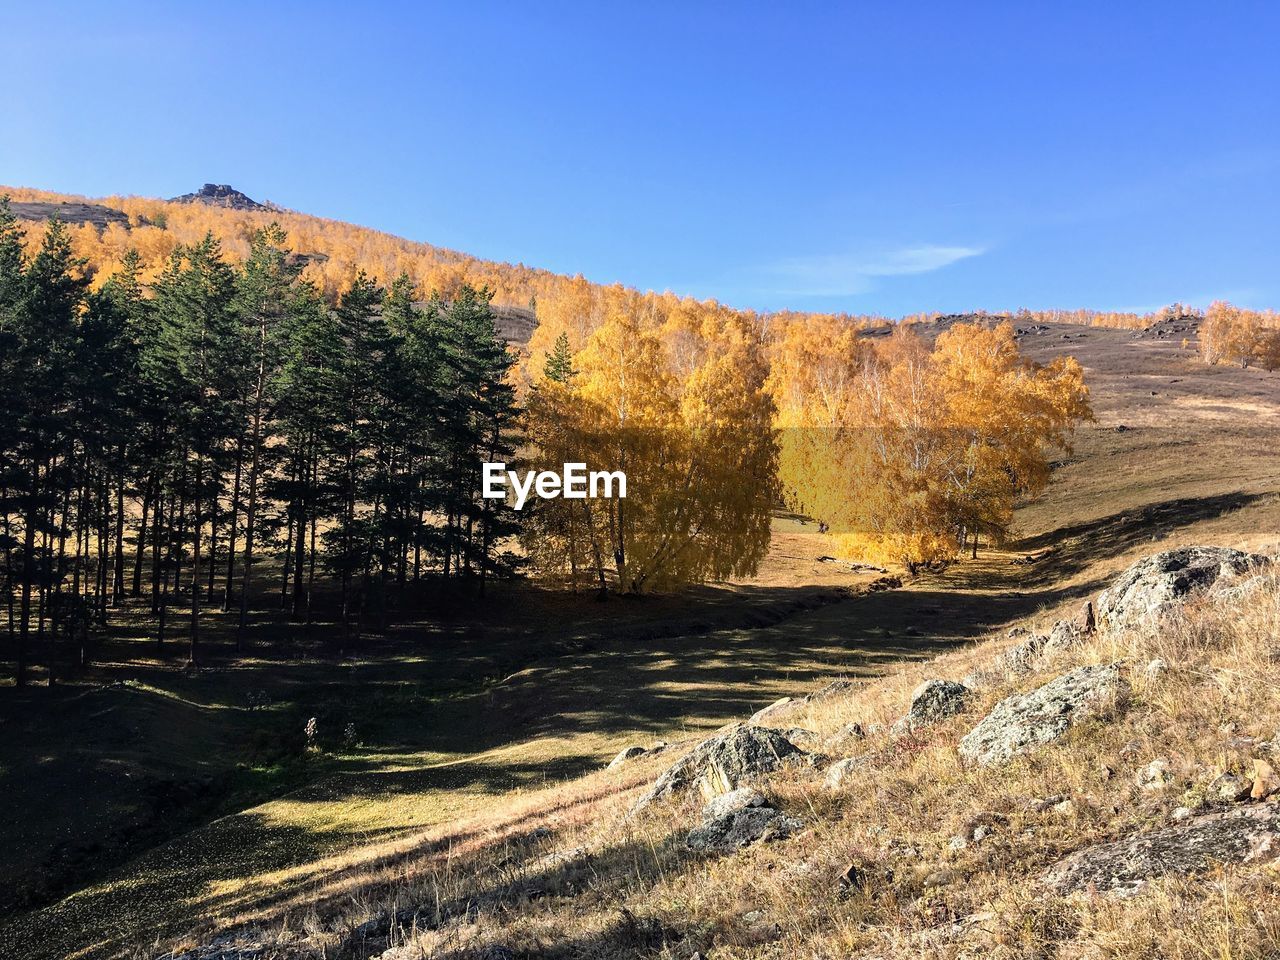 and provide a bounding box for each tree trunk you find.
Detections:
[189,453,202,667]
[133,478,152,599]
[223,434,244,611]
